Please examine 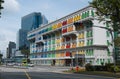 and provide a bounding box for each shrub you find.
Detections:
[115,66,120,72]
[85,63,94,71]
[93,66,106,71]
[105,63,114,72]
[105,63,120,72]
